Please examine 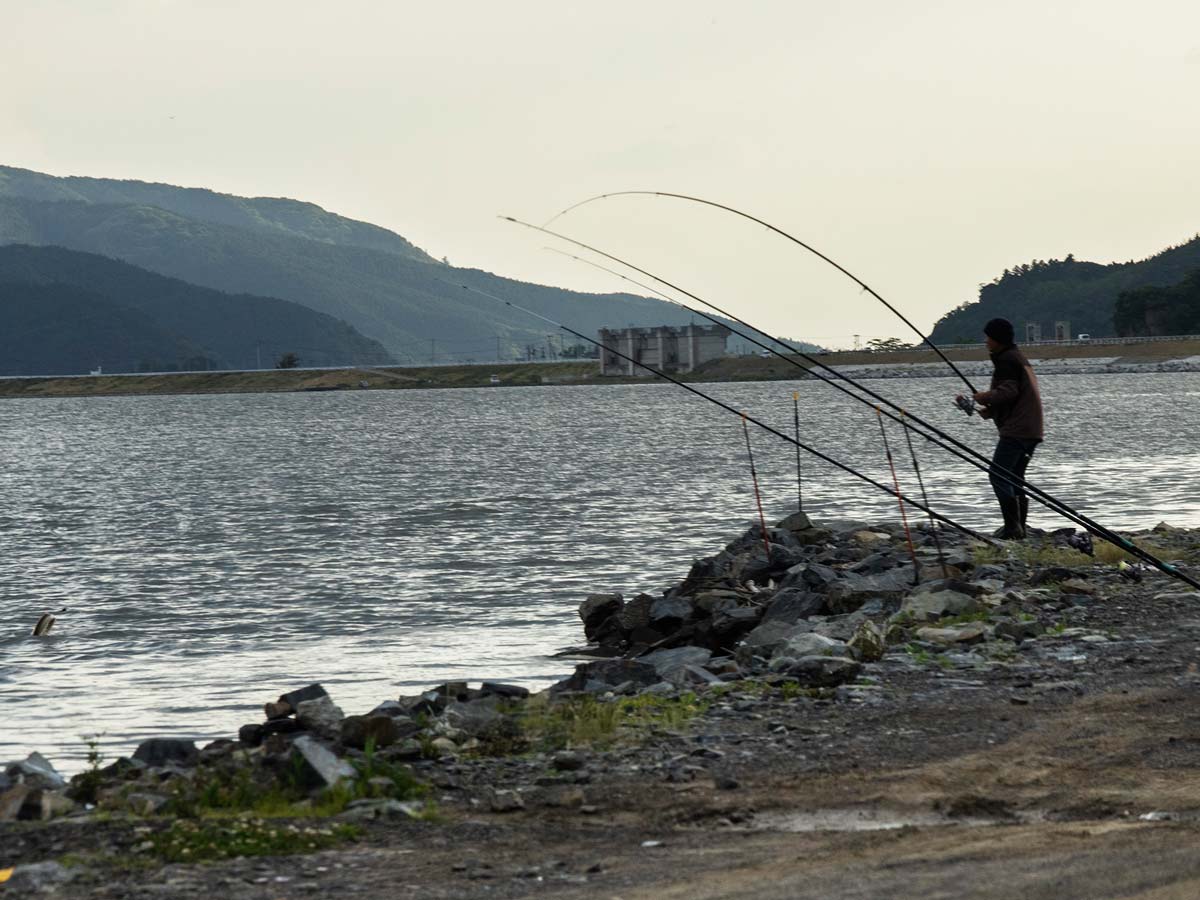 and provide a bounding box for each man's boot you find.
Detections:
[994,495,1025,540]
